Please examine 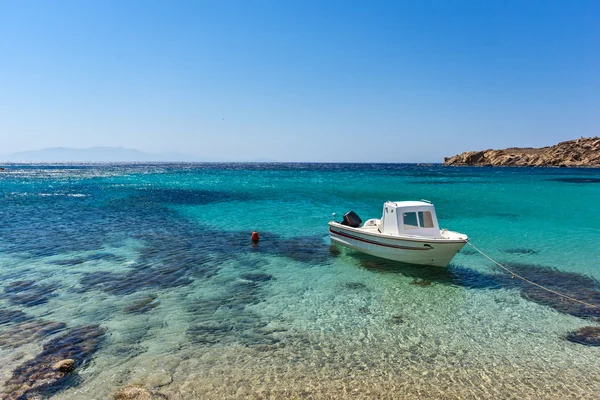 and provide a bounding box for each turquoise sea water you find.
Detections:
[1,163,600,399]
